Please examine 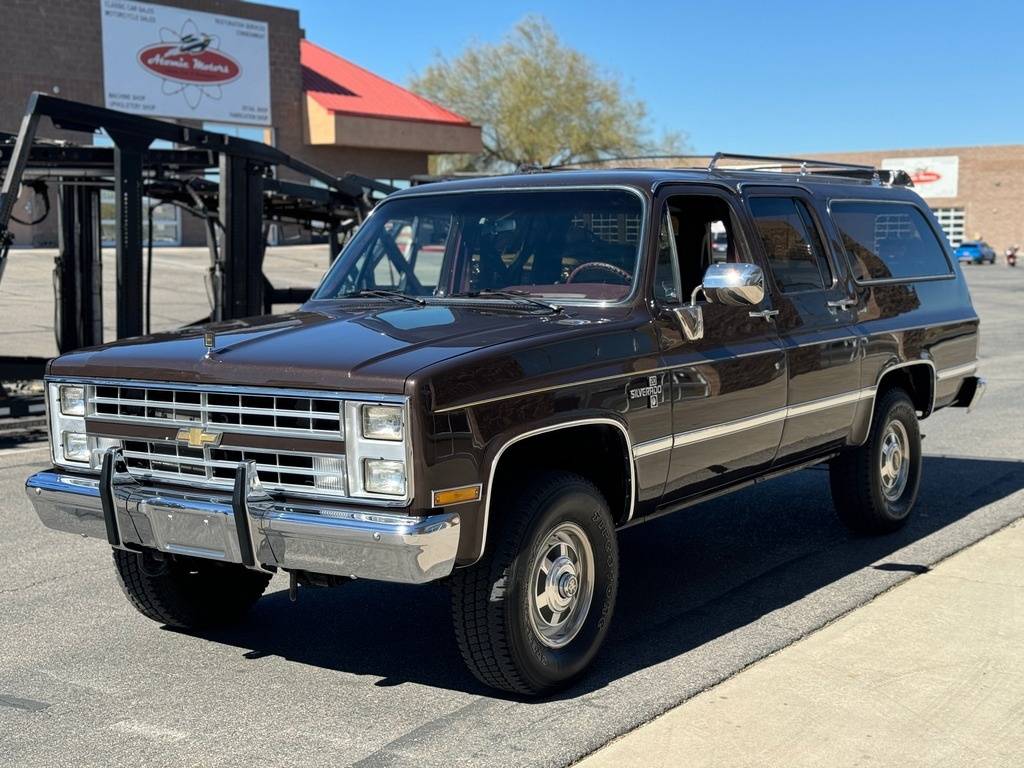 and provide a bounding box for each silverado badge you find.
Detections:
[627,375,664,409]
[175,426,222,449]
